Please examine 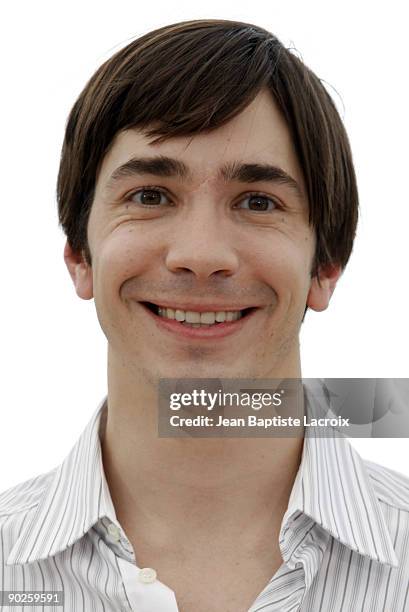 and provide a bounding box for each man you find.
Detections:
[1,18,408,612]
